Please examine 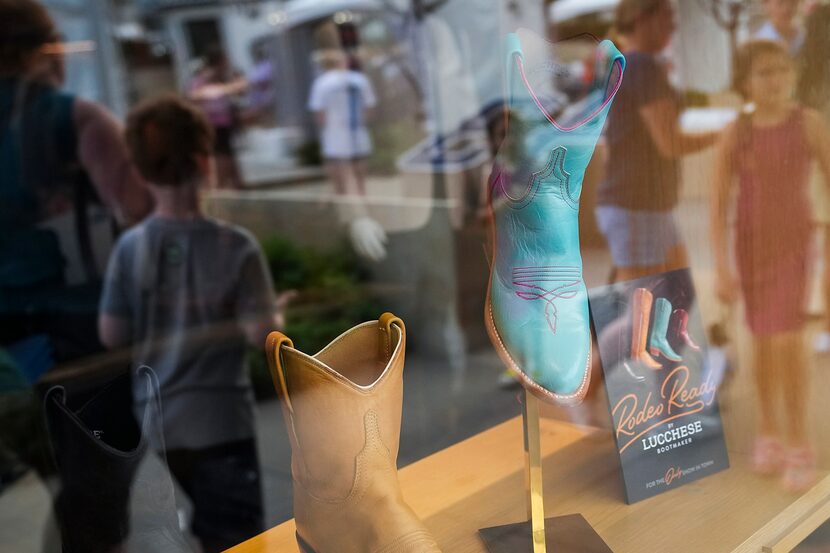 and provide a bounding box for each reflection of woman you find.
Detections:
[188,48,247,189]
[597,0,718,283]
[712,41,830,492]
[797,2,830,351]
